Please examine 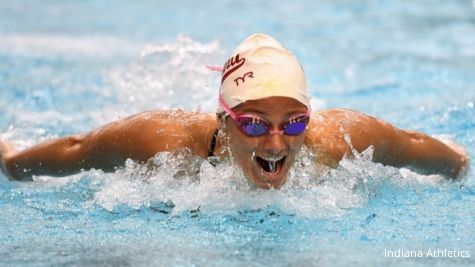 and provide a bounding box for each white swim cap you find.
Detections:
[218,33,310,112]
